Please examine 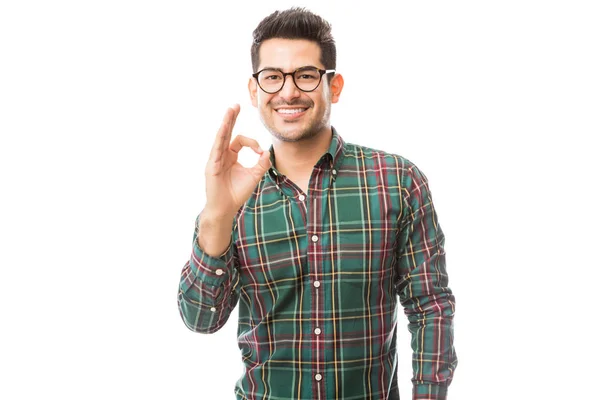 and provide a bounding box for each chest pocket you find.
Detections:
[235,201,308,292]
